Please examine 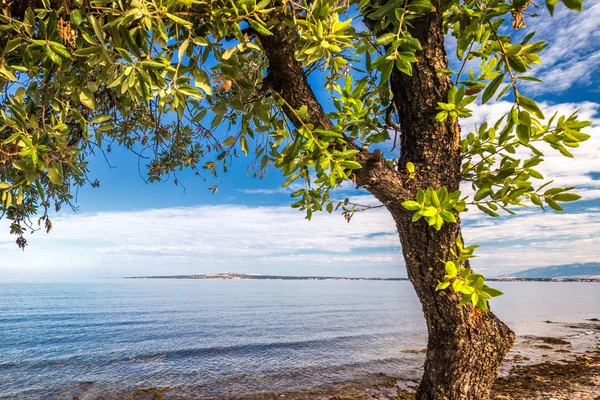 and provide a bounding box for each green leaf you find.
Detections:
[482,74,504,104]
[531,193,543,207]
[106,74,127,89]
[517,95,545,119]
[35,179,46,202]
[282,173,301,188]
[88,14,104,41]
[193,69,213,95]
[476,295,488,312]
[222,136,237,146]
[557,145,574,158]
[4,38,22,53]
[552,193,581,202]
[222,46,238,61]
[79,88,96,109]
[248,19,272,36]
[139,60,167,69]
[471,292,479,306]
[482,286,503,298]
[435,111,448,122]
[516,124,530,144]
[240,136,249,156]
[544,187,573,196]
[517,76,543,82]
[546,0,559,15]
[48,41,70,58]
[477,204,500,217]
[411,210,423,222]
[545,197,564,212]
[474,187,492,202]
[375,33,396,46]
[445,261,457,277]
[0,64,17,81]
[340,161,362,169]
[433,214,444,230]
[70,8,85,26]
[402,201,421,211]
[91,115,111,124]
[48,164,64,185]
[423,207,437,217]
[561,0,582,12]
[12,160,35,172]
[165,13,193,27]
[440,210,456,223]
[73,46,103,57]
[45,45,62,65]
[431,190,440,207]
